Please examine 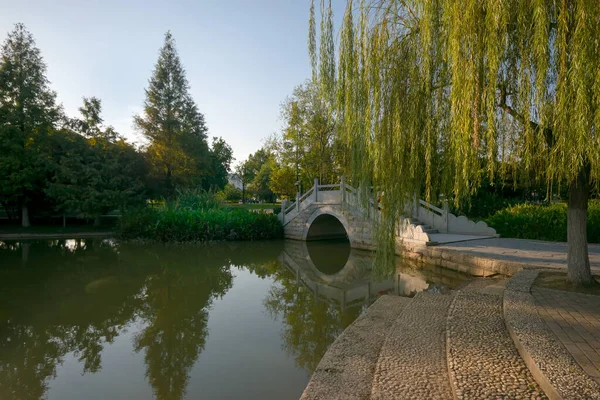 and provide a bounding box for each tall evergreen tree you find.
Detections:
[0,23,60,227]
[134,31,209,198]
